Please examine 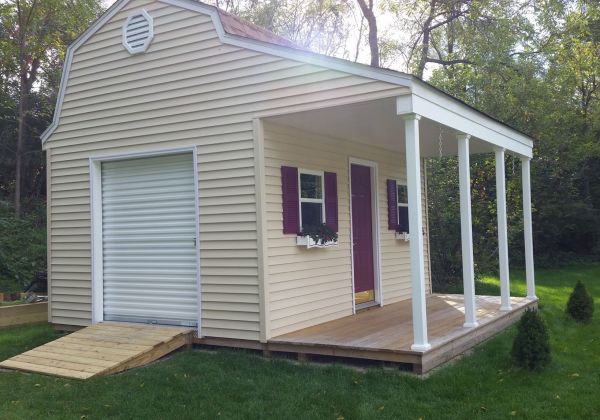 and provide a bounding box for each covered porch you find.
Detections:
[258,85,537,354]
[269,294,537,373]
